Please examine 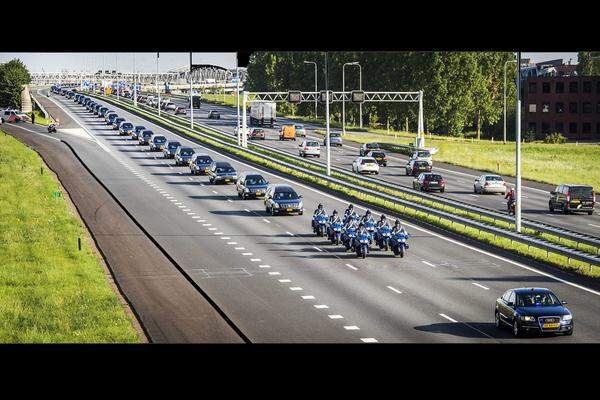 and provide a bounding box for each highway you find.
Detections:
[23,88,600,342]
[159,94,600,238]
